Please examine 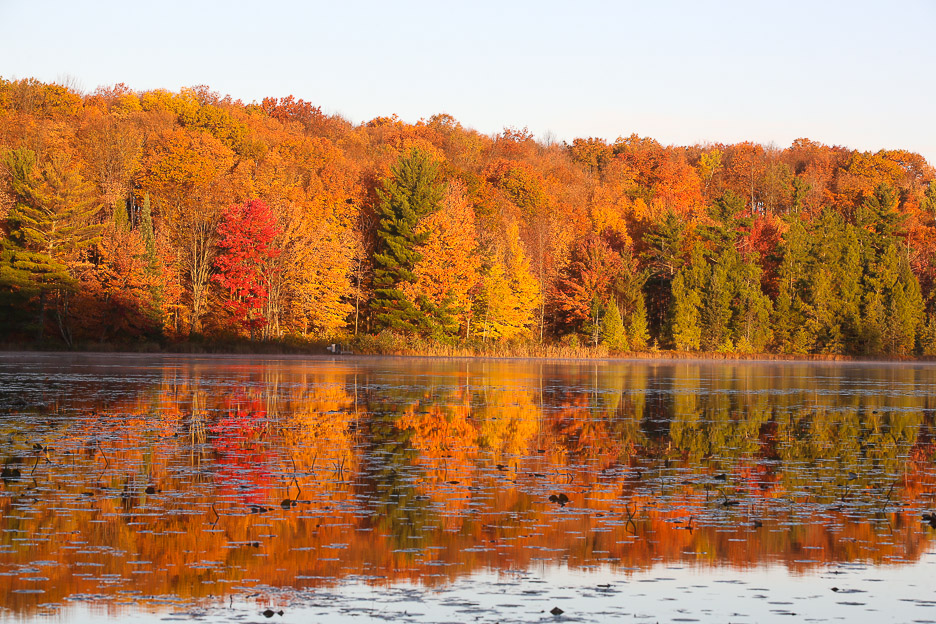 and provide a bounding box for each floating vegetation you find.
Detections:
[1,353,936,622]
